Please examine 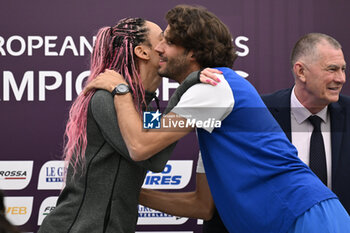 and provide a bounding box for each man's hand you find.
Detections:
[199,68,222,86]
[83,69,127,95]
